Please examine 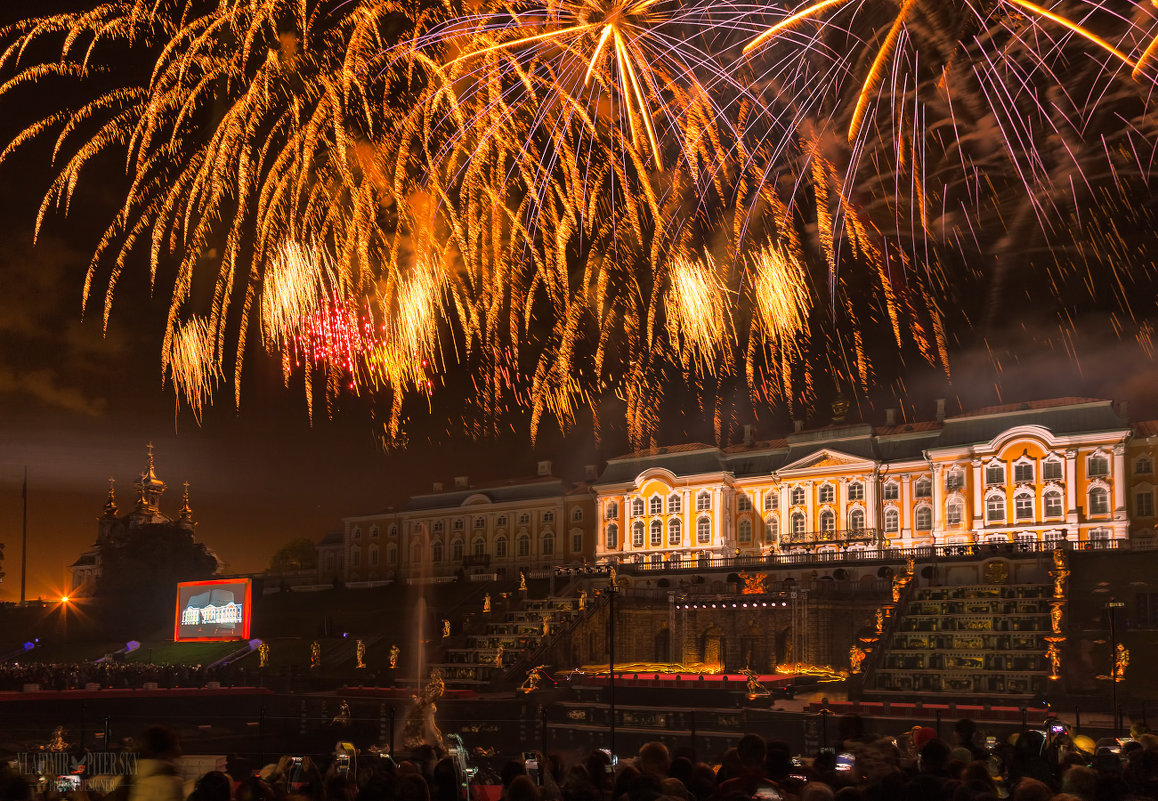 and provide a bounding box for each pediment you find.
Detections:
[779,449,877,475]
